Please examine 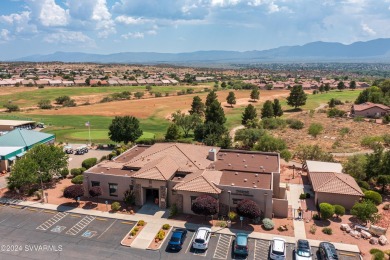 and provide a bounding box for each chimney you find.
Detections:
[208,148,217,161]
